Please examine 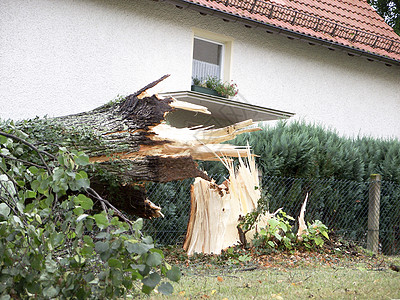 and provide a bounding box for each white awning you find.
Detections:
[160,91,294,128]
